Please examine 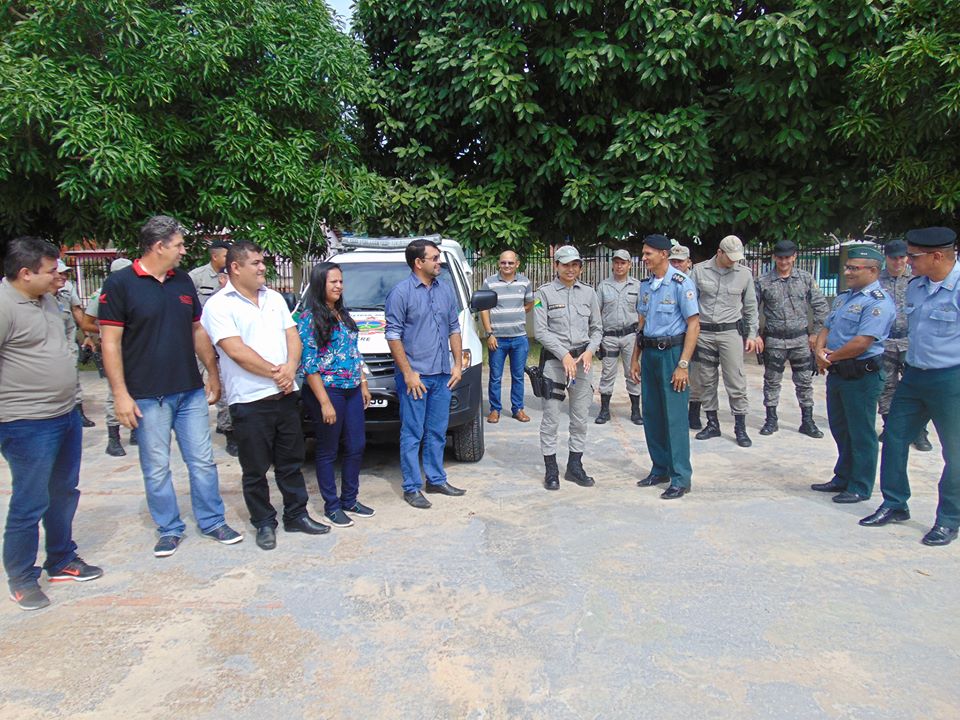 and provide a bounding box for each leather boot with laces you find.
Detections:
[799,406,824,438]
[105,425,126,457]
[629,394,643,425]
[695,410,721,440]
[594,394,611,424]
[734,414,752,447]
[543,455,559,491]
[564,452,595,487]
[759,406,779,435]
[688,401,702,430]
